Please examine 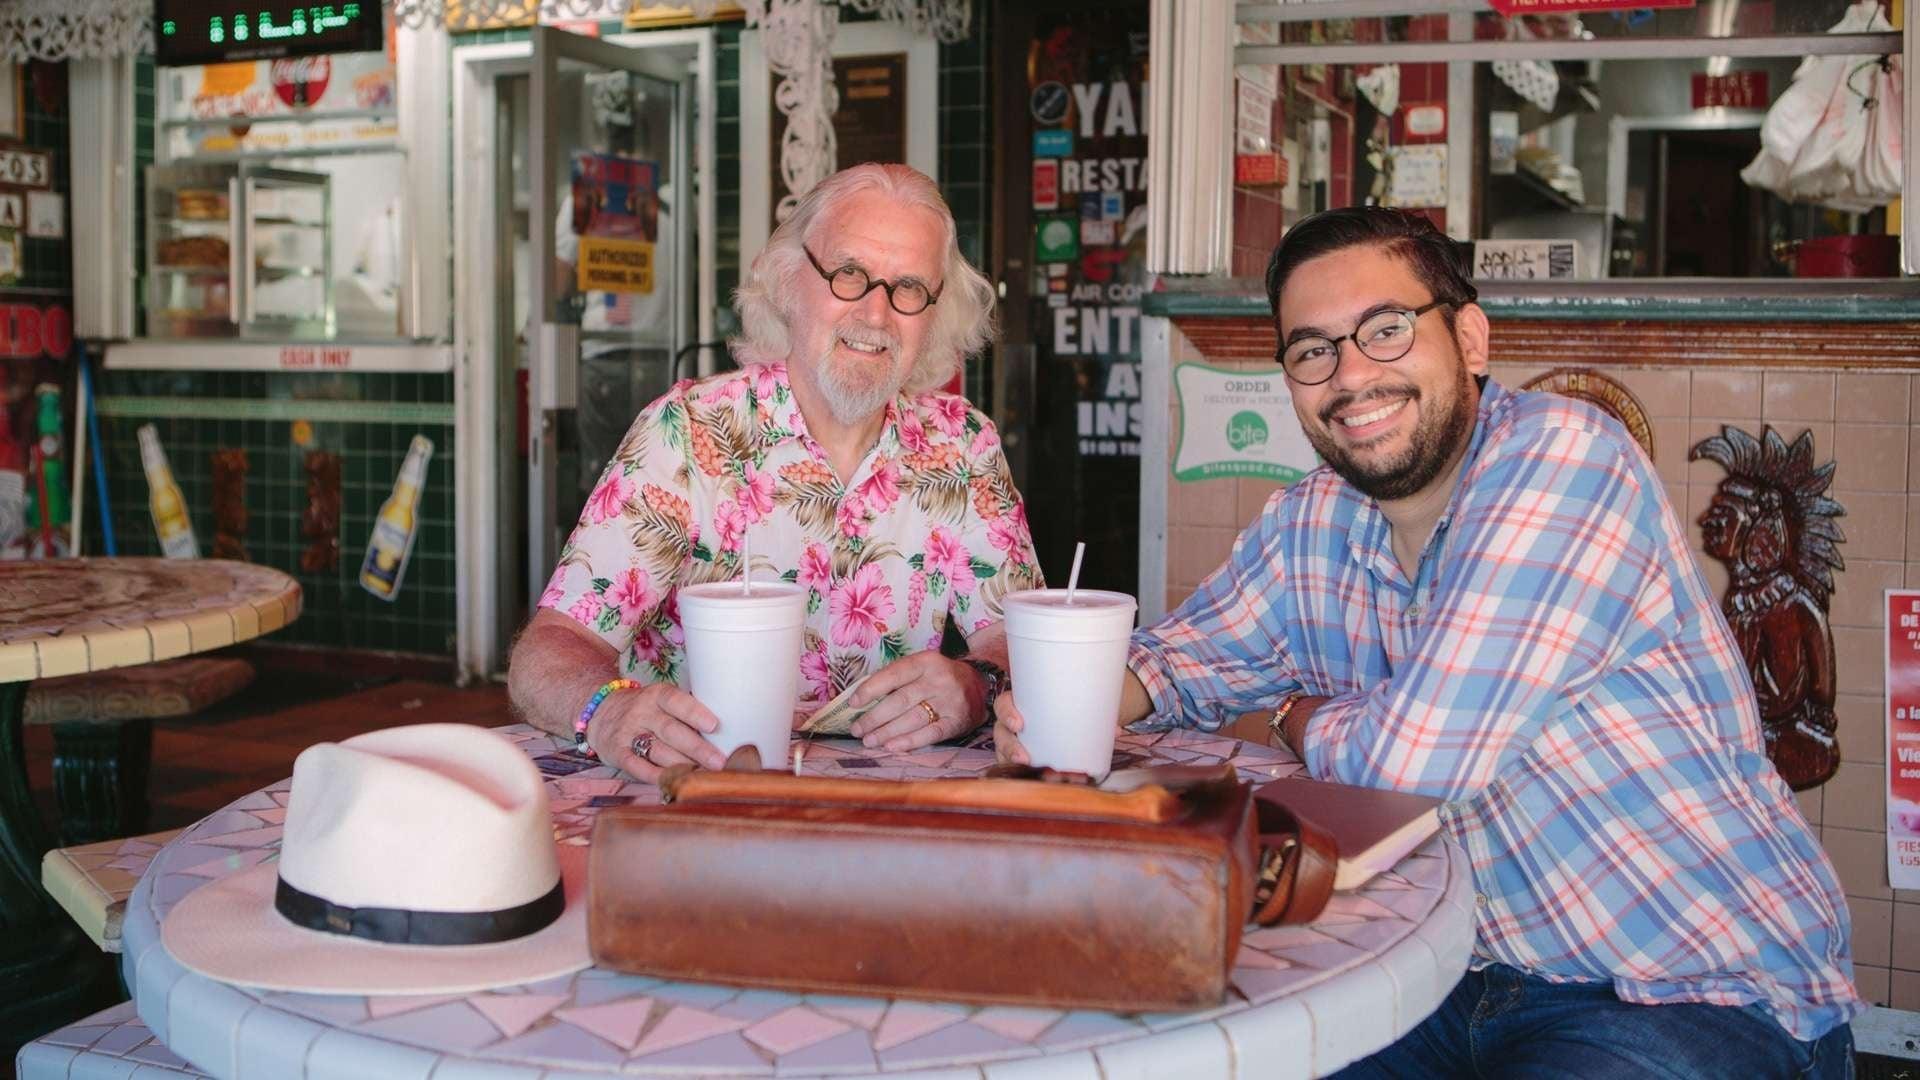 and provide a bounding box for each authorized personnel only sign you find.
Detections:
[577,236,655,295]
